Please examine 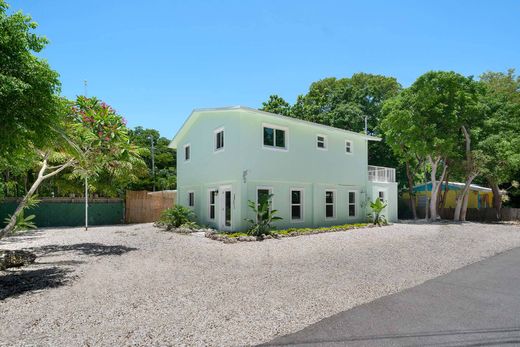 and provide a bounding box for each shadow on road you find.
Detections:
[0,267,73,300]
[28,243,138,257]
[0,243,137,300]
